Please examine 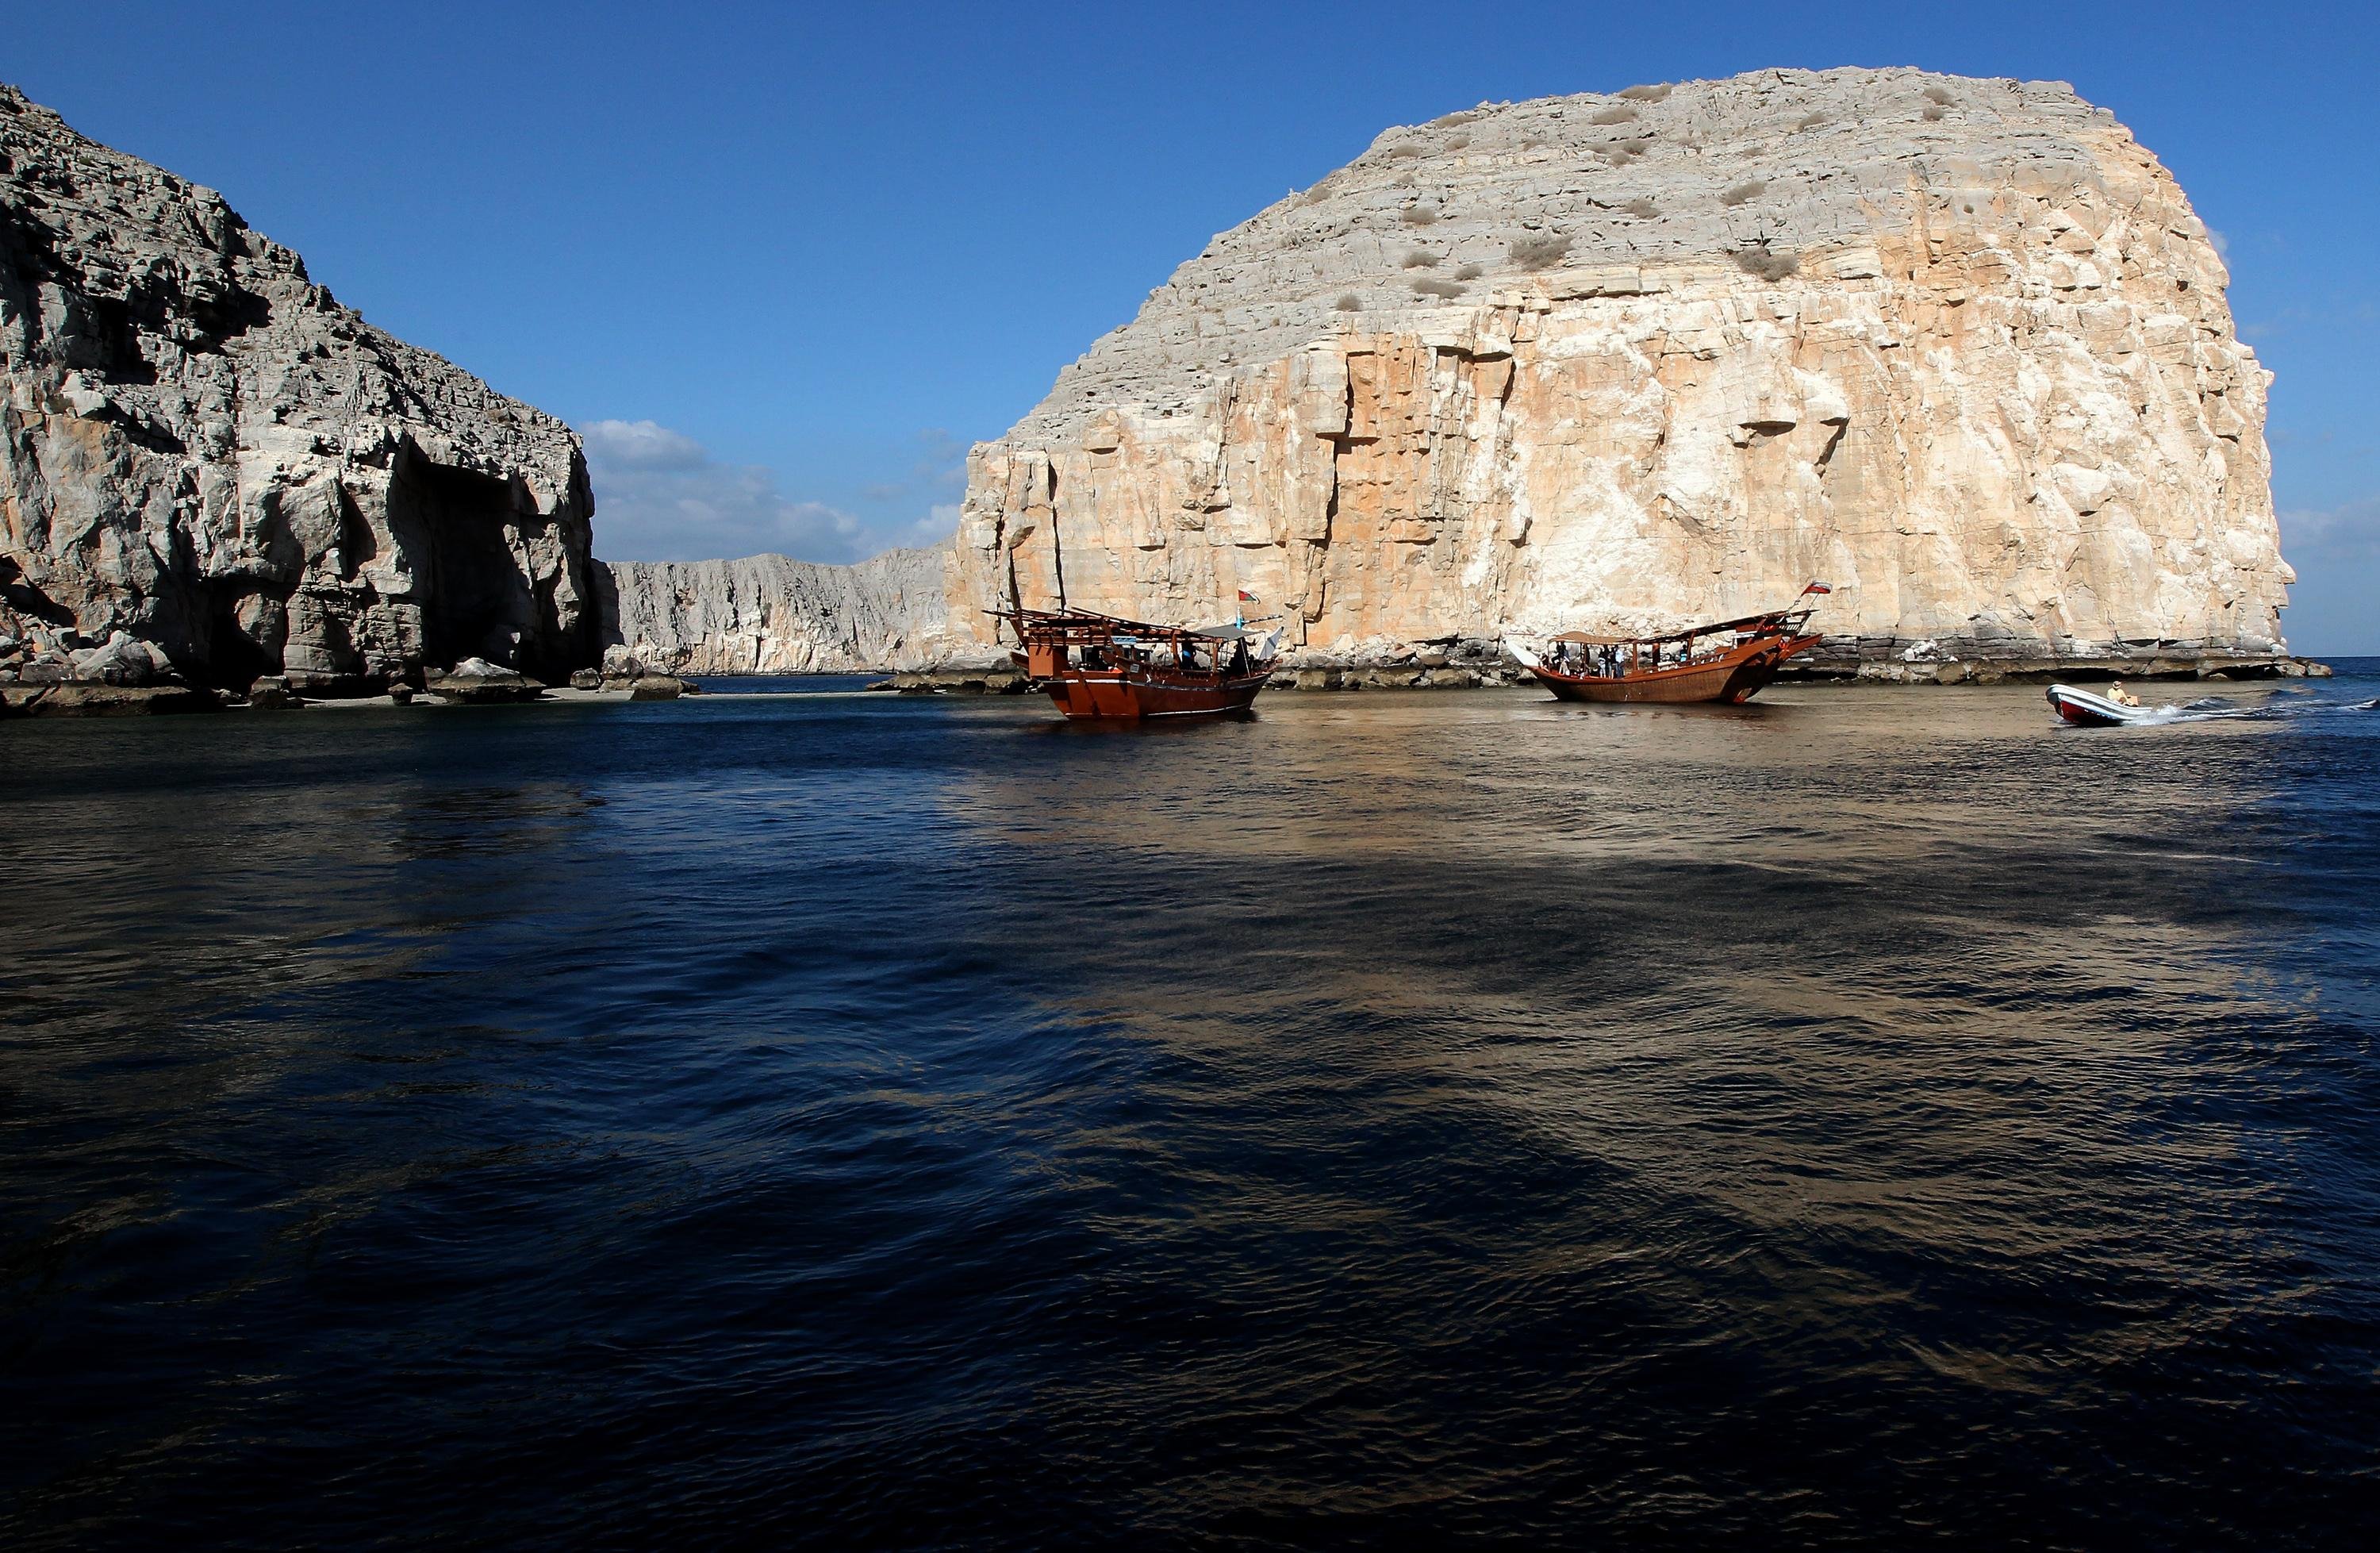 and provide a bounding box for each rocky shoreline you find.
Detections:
[0,678,701,718]
[0,640,697,717]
